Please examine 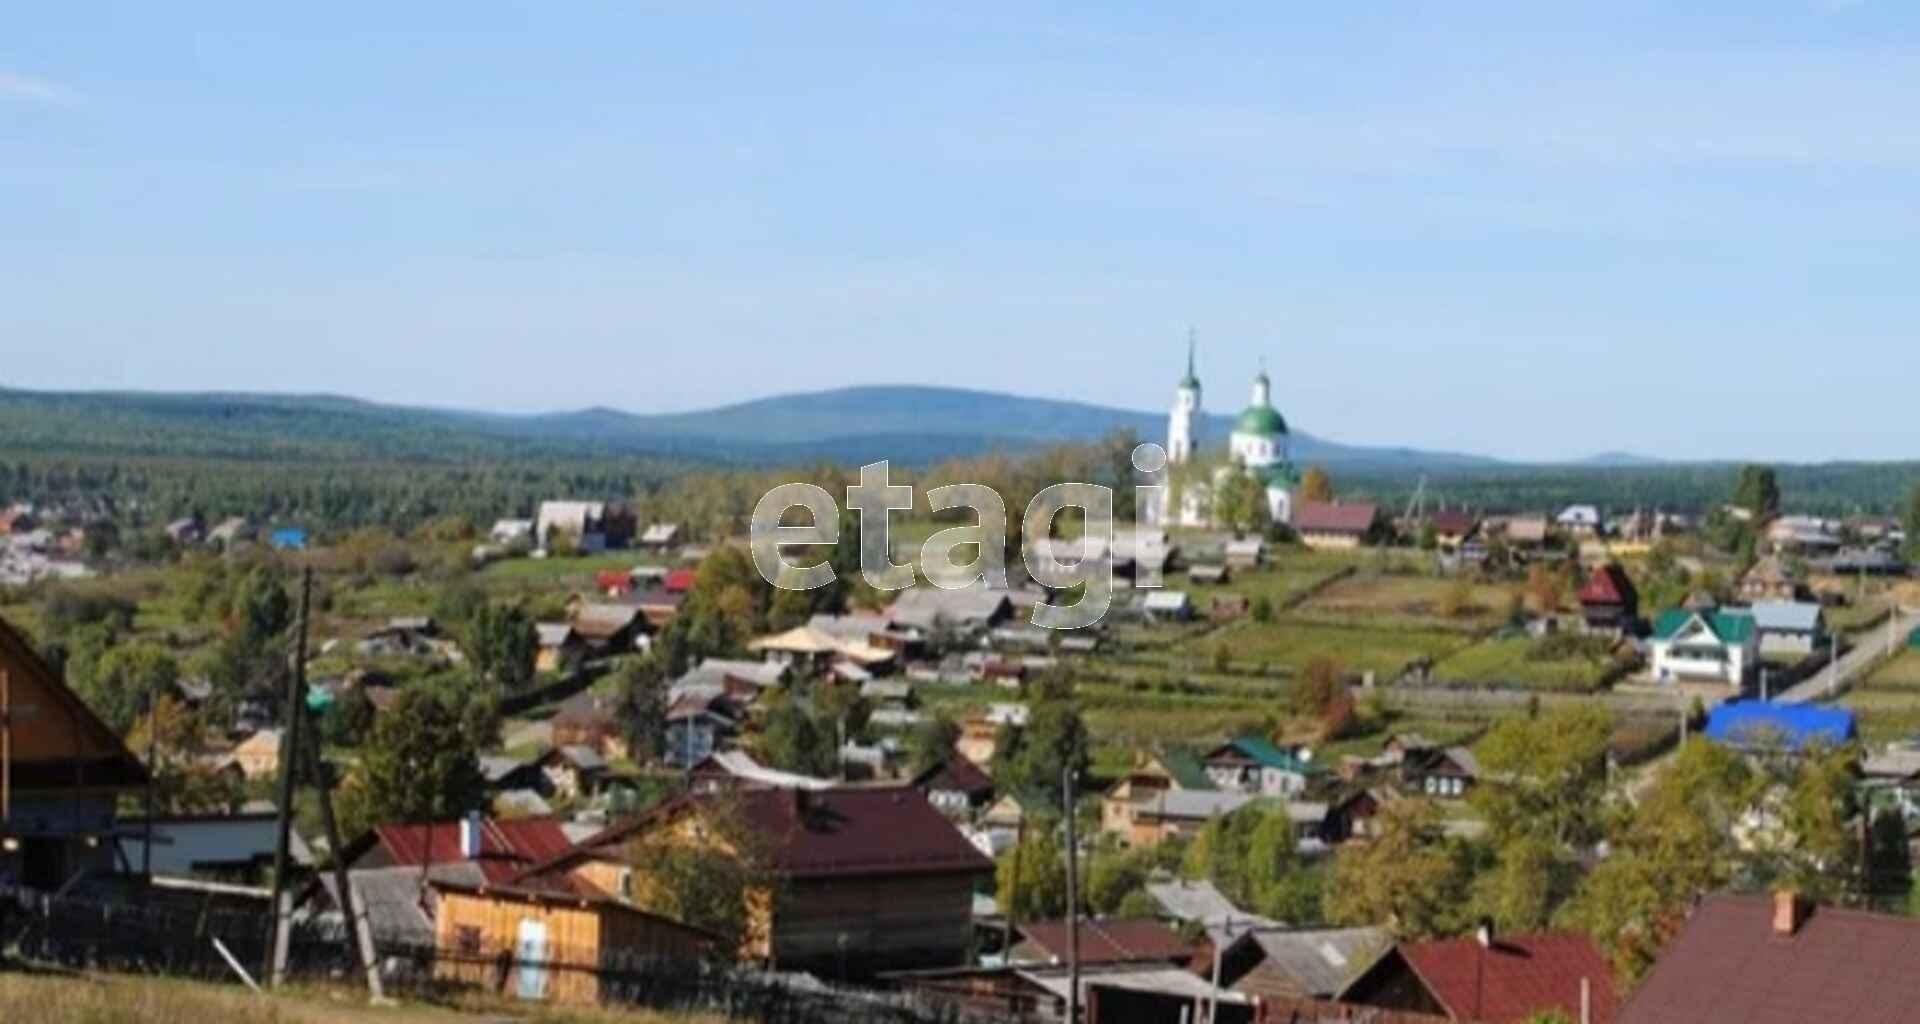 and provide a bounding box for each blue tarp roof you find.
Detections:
[1705,700,1856,751]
